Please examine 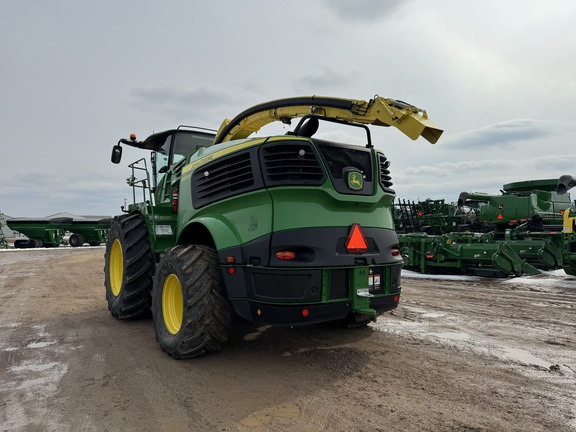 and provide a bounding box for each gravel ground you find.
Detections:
[0,247,575,431]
